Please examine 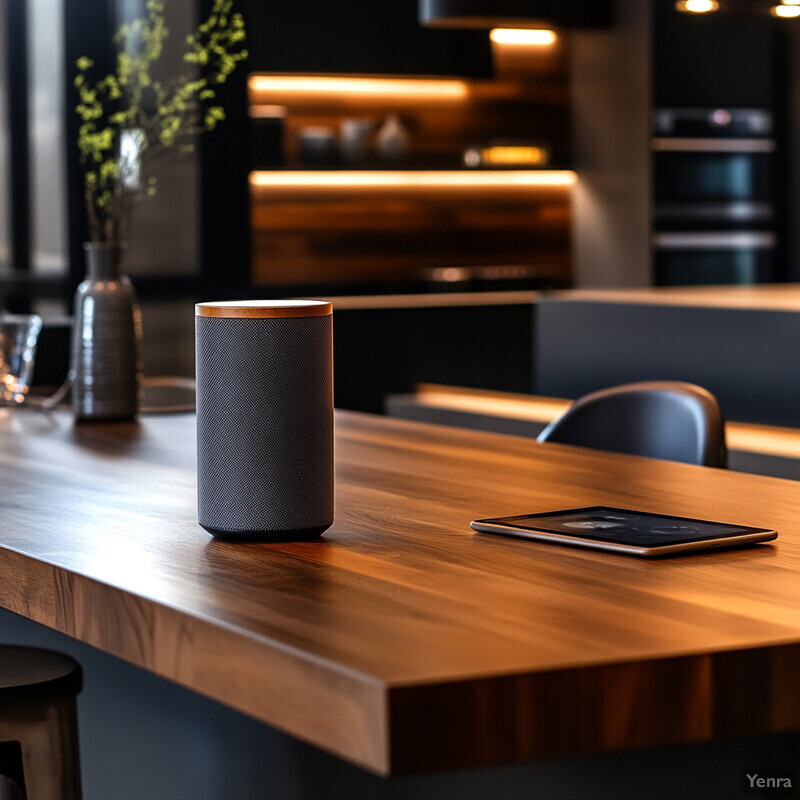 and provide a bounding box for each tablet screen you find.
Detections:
[489,506,772,548]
